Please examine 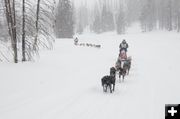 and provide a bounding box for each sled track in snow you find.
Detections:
[48,89,113,119]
